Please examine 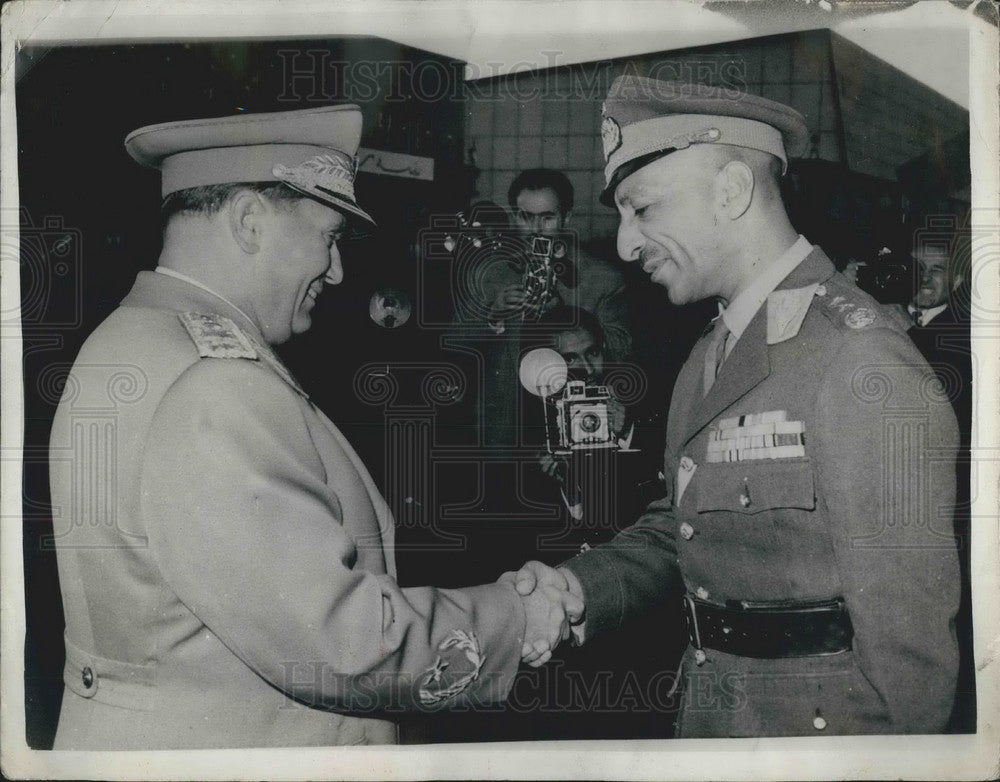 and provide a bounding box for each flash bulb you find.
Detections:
[519,348,568,397]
